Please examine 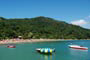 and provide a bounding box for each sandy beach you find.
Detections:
[0,39,61,44]
[0,39,90,44]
